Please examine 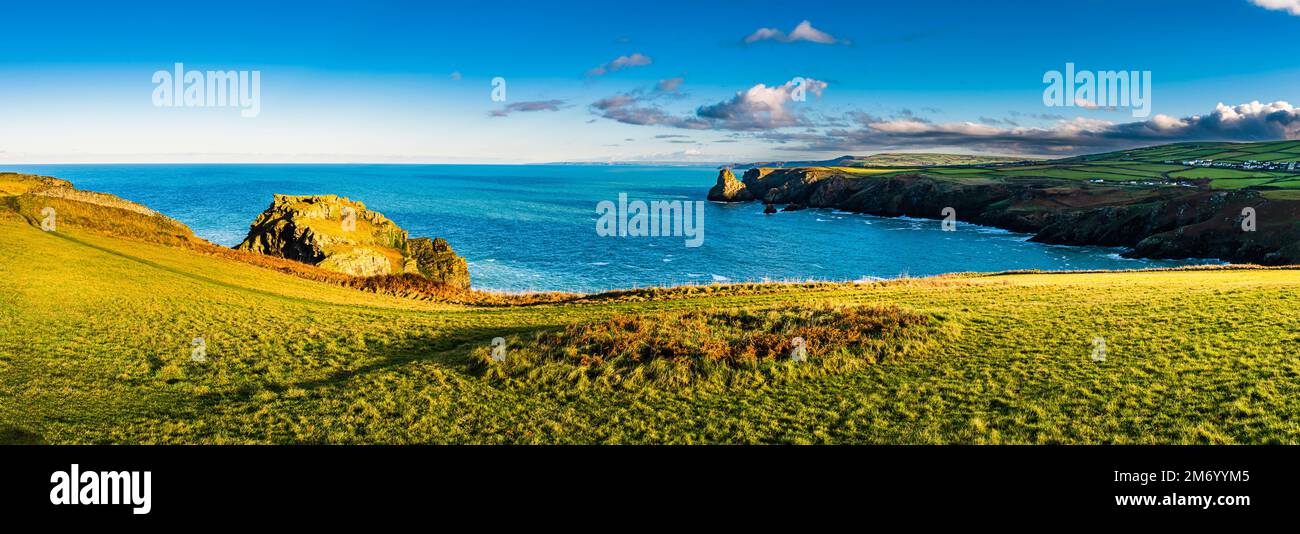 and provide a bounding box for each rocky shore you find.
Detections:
[708,167,1300,265]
